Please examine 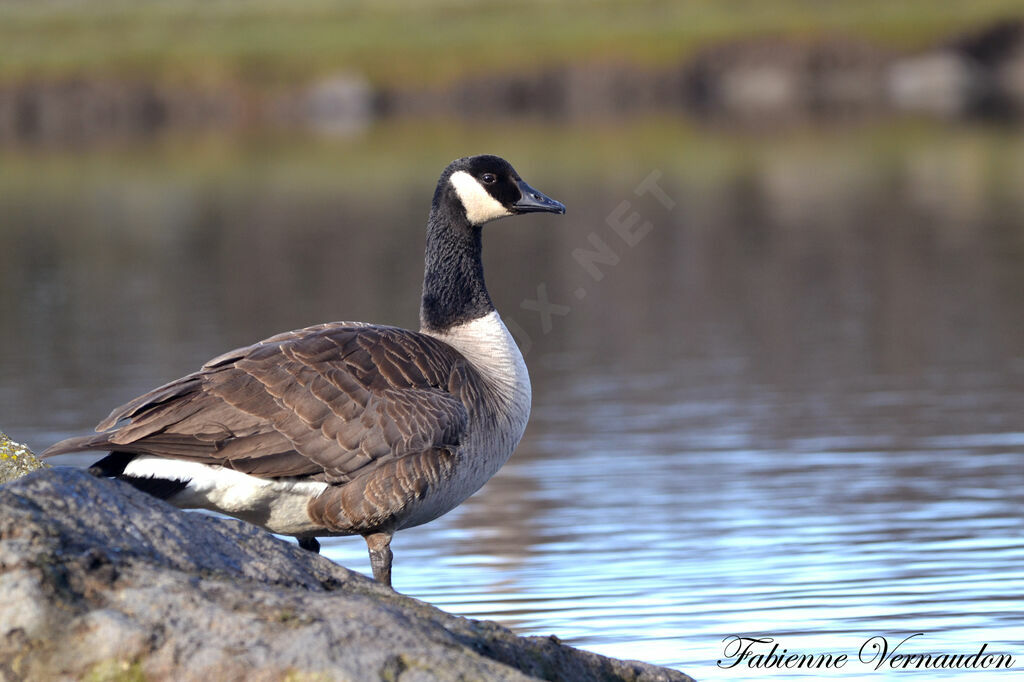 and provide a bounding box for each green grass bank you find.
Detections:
[3,0,1023,87]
